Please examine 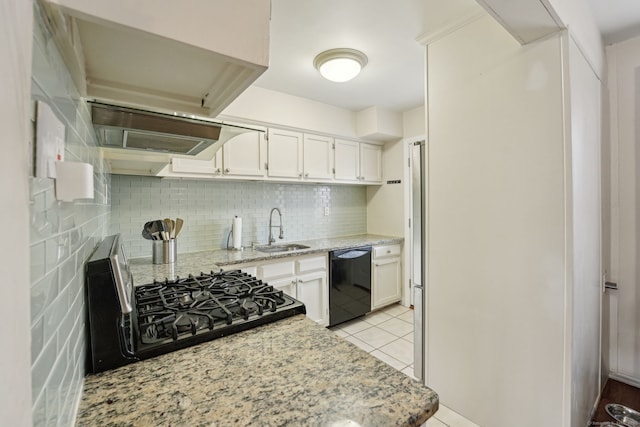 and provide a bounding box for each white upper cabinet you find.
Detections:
[334,139,382,184]
[222,132,266,177]
[334,139,360,181]
[360,143,383,183]
[267,129,304,179]
[267,129,335,182]
[41,0,270,116]
[303,134,334,180]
